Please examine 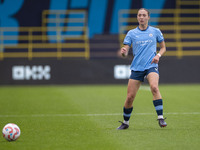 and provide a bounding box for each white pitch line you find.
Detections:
[0,112,200,118]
